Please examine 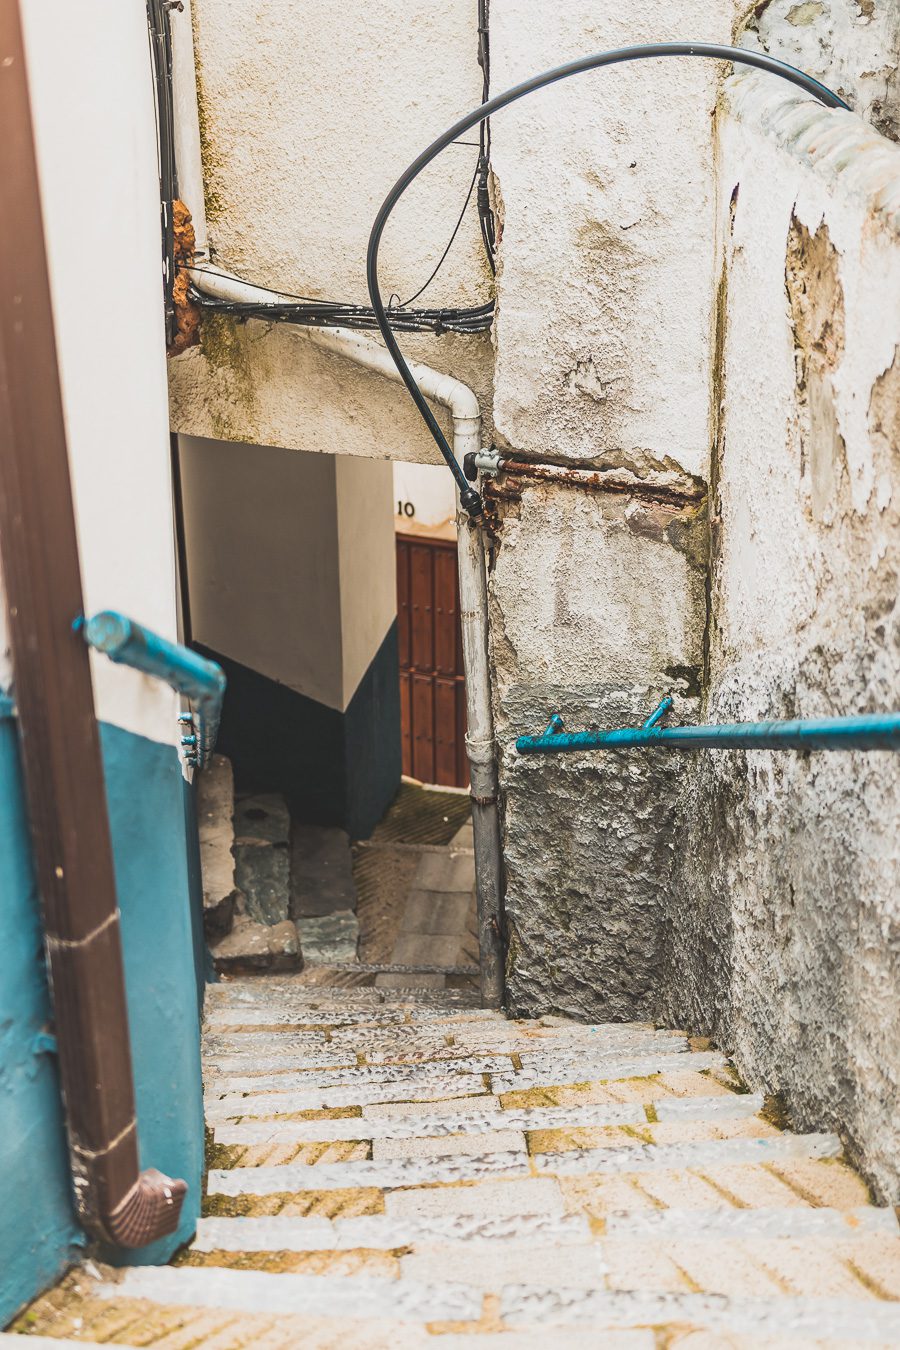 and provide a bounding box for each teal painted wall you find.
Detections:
[0,712,205,1322]
[99,722,204,1266]
[0,711,82,1327]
